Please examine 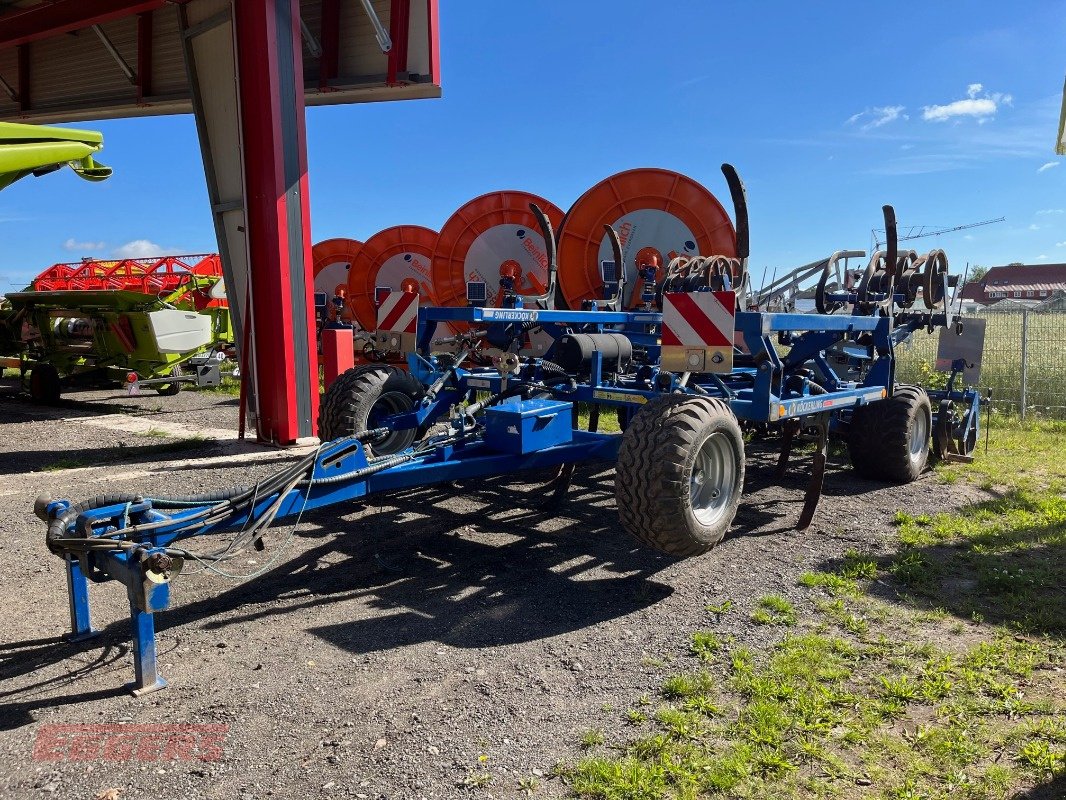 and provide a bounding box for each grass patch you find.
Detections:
[751,595,797,627]
[690,631,721,661]
[157,435,216,454]
[39,456,90,472]
[198,375,242,396]
[891,490,1065,634]
[566,423,1066,799]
